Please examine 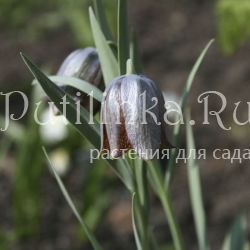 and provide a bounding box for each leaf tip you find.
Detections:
[19,52,28,62]
[208,38,215,47]
[19,52,32,70]
[89,6,94,16]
